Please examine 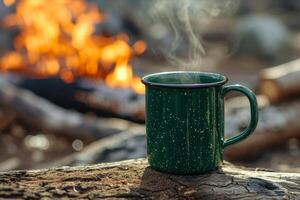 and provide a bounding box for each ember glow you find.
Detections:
[0,0,146,94]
